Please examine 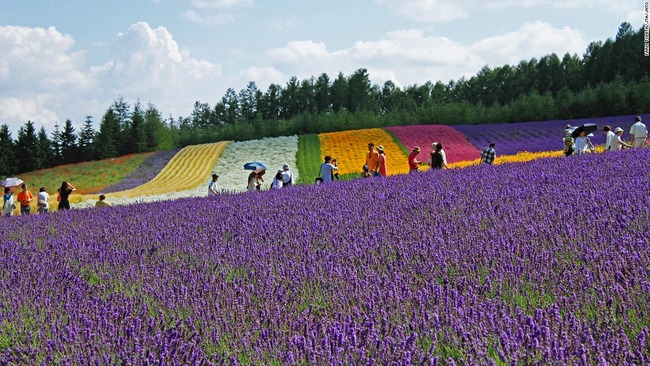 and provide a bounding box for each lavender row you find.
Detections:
[453,113,649,155]
[0,149,648,364]
[101,148,181,193]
